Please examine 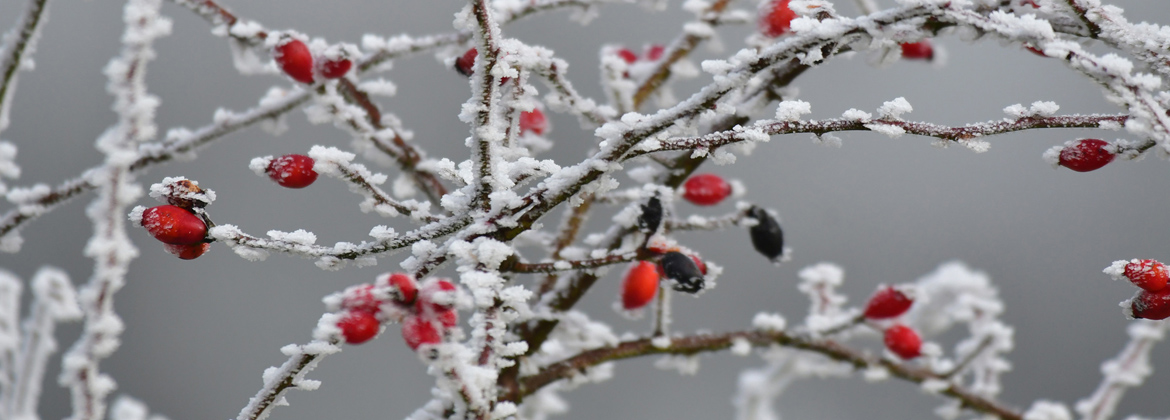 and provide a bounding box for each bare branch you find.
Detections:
[0,0,49,136]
